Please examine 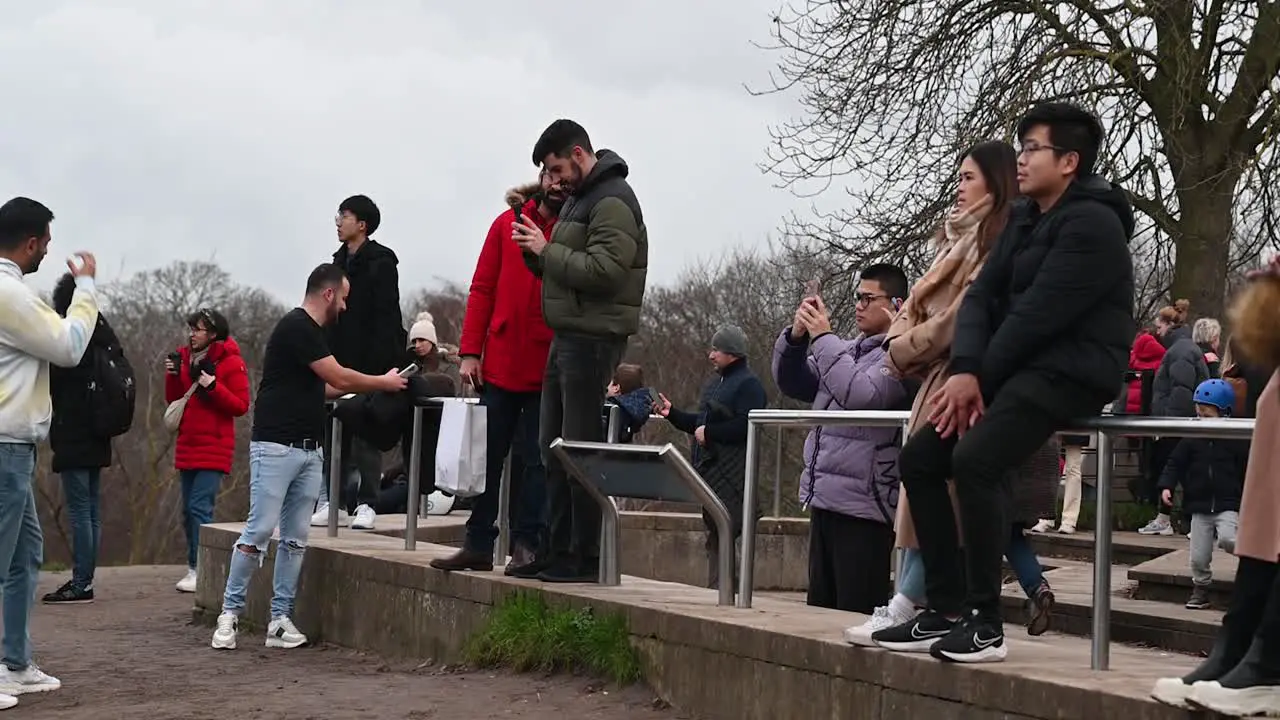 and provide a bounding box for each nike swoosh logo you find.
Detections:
[910,625,949,640]
[973,633,1002,649]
